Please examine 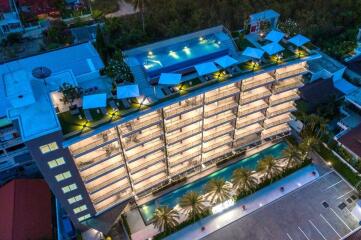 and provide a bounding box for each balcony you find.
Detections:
[82,161,127,183]
[273,78,304,94]
[204,101,238,118]
[205,85,240,103]
[166,125,202,144]
[93,185,131,205]
[236,112,265,129]
[169,157,201,176]
[241,74,275,91]
[168,147,201,167]
[203,123,234,141]
[240,87,271,104]
[134,173,167,193]
[238,99,268,117]
[234,123,263,140]
[269,90,299,106]
[76,145,122,171]
[202,145,232,163]
[203,134,233,152]
[267,103,296,118]
[87,174,129,194]
[167,139,202,157]
[164,98,203,118]
[70,131,118,156]
[94,188,132,212]
[132,163,167,184]
[125,140,164,162]
[275,66,308,80]
[234,133,261,149]
[204,111,236,130]
[264,114,291,129]
[128,151,165,173]
[122,128,163,150]
[262,124,291,139]
[119,114,162,135]
[165,114,203,132]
